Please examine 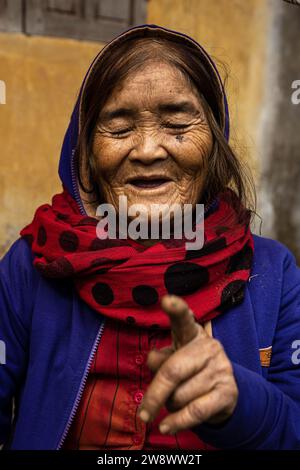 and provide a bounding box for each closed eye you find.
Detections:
[110,128,132,136]
[163,123,190,130]
[109,123,190,136]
